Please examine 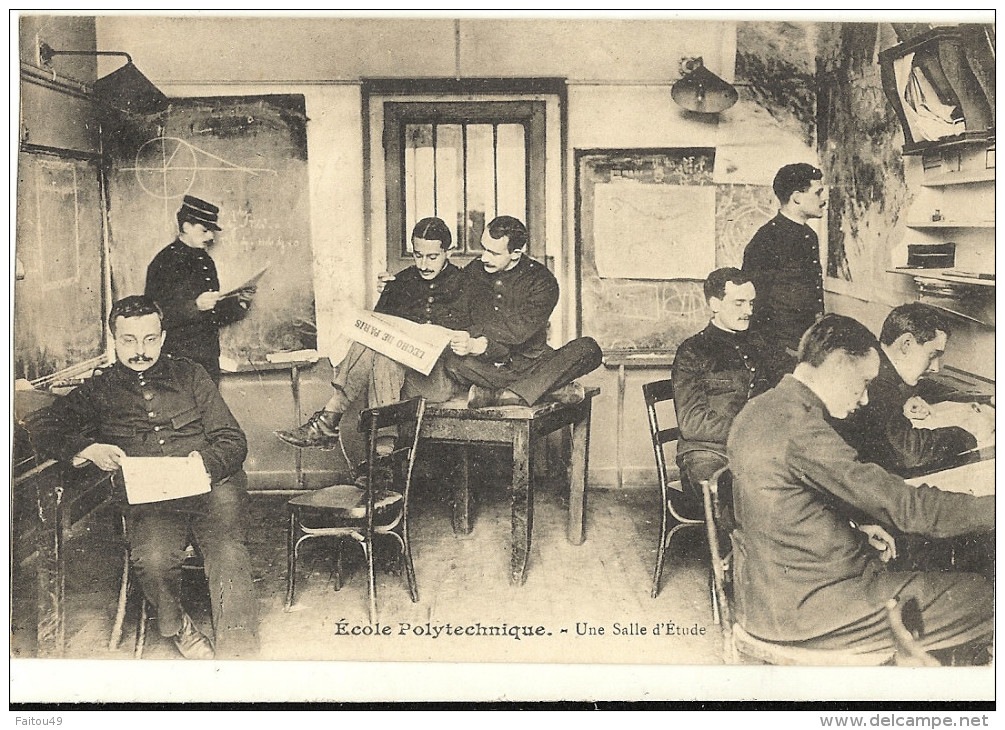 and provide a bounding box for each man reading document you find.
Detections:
[25,296,259,659]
